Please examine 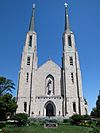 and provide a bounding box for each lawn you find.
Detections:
[4,124,91,133]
